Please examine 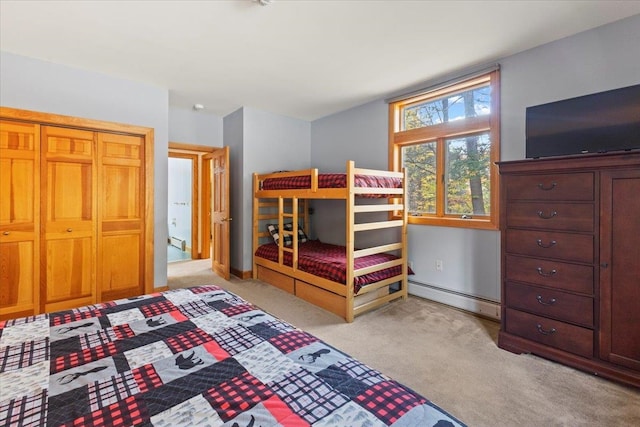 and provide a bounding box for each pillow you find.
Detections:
[266,223,308,246]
